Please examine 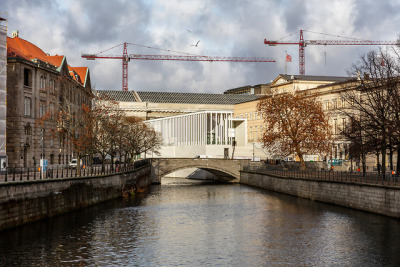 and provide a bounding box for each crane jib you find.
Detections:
[264,30,400,75]
[81,46,276,91]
